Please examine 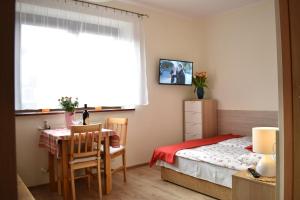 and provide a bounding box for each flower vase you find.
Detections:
[64,112,74,129]
[196,87,204,99]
